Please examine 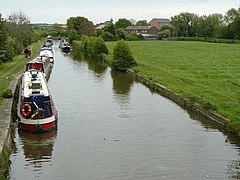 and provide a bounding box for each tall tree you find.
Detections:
[171,12,198,37]
[223,7,240,39]
[6,11,32,53]
[115,18,132,29]
[224,8,240,24]
[136,20,150,26]
[0,14,14,62]
[67,16,95,37]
